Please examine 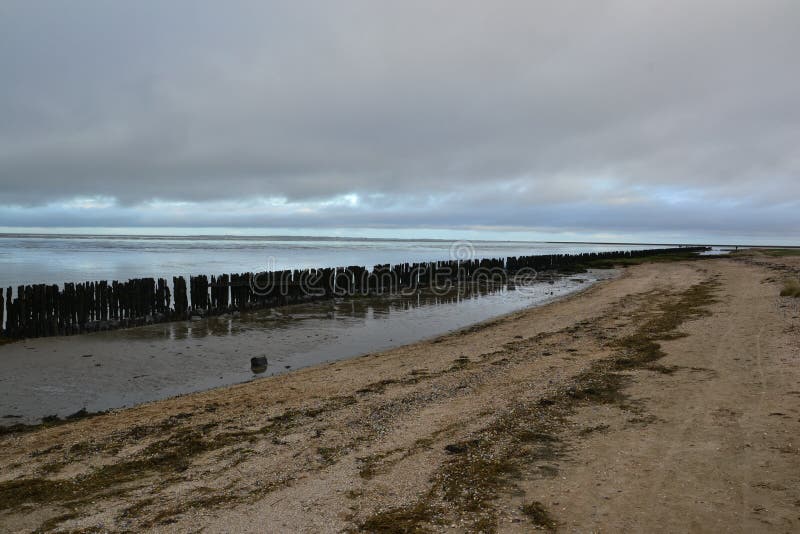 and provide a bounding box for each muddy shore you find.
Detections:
[0,271,612,425]
[1,253,799,532]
